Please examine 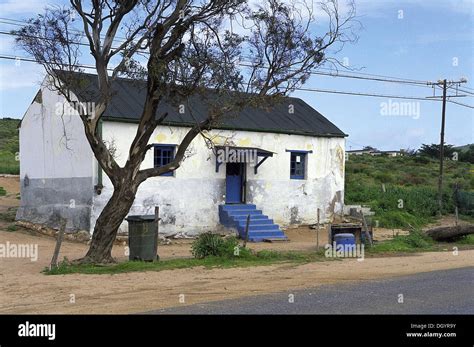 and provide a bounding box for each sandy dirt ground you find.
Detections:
[0,175,20,210]
[1,229,473,314]
[1,175,473,314]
